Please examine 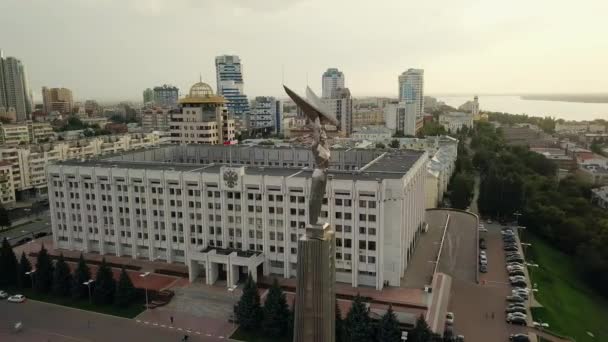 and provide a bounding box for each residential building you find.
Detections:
[169,81,235,145]
[153,85,179,108]
[591,186,608,209]
[351,126,393,140]
[322,88,353,136]
[81,117,109,128]
[47,145,427,290]
[249,97,279,135]
[578,163,608,186]
[274,100,282,134]
[425,137,458,208]
[555,121,607,134]
[384,101,423,136]
[0,50,33,121]
[42,87,74,114]
[142,107,171,132]
[215,55,250,120]
[322,68,345,99]
[0,121,55,145]
[530,147,577,171]
[84,100,100,115]
[439,112,474,133]
[352,109,384,128]
[0,132,163,201]
[0,160,15,204]
[143,88,155,104]
[398,69,424,118]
